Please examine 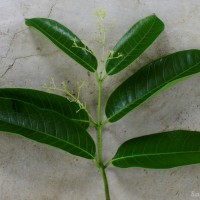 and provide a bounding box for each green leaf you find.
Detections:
[0,88,89,129]
[106,14,164,75]
[0,97,95,159]
[25,18,97,72]
[112,130,200,169]
[106,50,200,122]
